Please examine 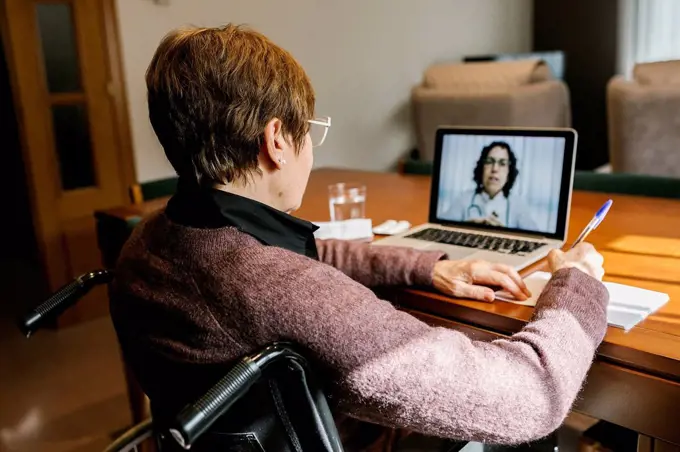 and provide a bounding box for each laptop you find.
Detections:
[373,126,577,270]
